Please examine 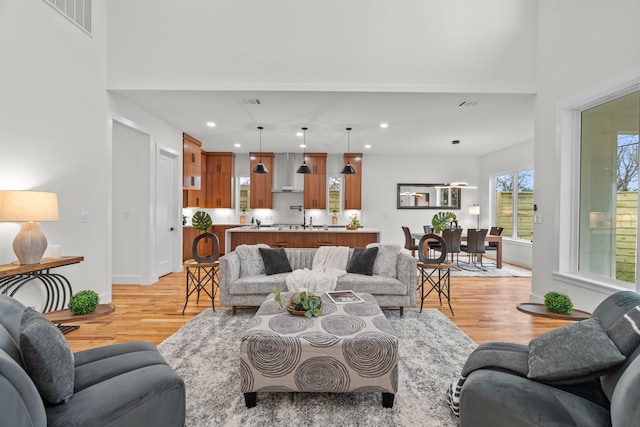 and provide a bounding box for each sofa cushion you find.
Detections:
[19,307,74,405]
[259,247,293,275]
[337,274,408,296]
[236,244,270,277]
[528,317,626,383]
[607,305,640,356]
[347,247,378,276]
[366,243,400,278]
